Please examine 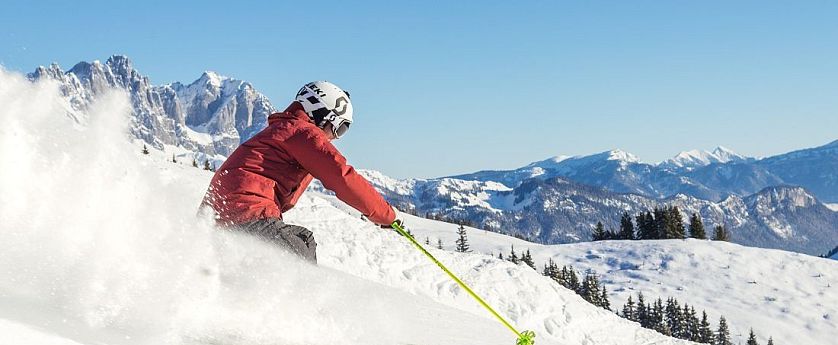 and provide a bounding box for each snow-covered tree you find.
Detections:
[509,245,519,264]
[521,249,536,269]
[455,224,470,253]
[600,285,611,311]
[746,329,759,345]
[622,295,636,321]
[436,238,443,250]
[698,311,714,343]
[142,144,150,155]
[716,316,732,345]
